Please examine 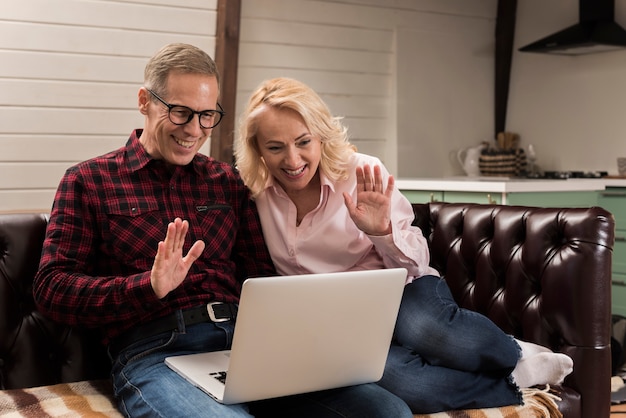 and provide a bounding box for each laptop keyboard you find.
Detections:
[210,371,227,384]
